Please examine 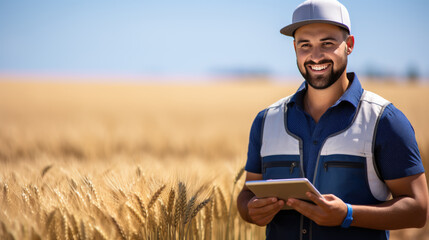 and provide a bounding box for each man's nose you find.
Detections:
[310,46,325,63]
